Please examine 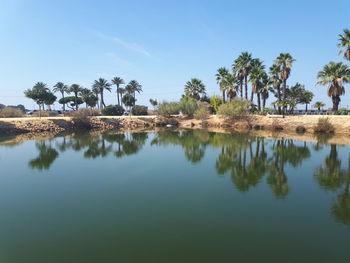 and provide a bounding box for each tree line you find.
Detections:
[178,29,350,115]
[24,77,142,113]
